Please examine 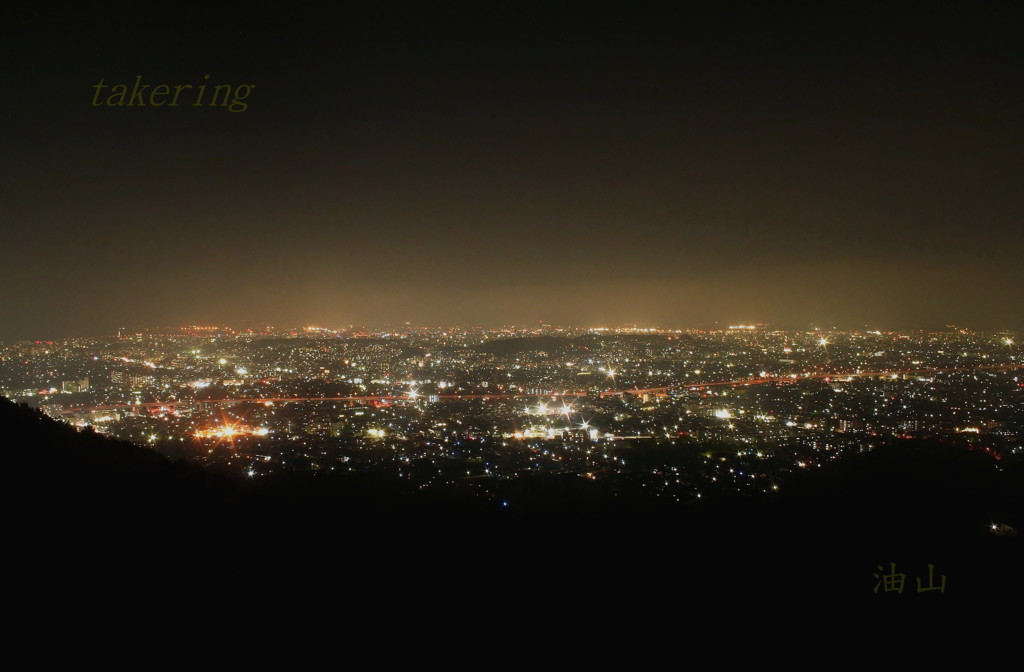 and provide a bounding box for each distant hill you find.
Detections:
[471,333,674,355]
[471,335,579,354]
